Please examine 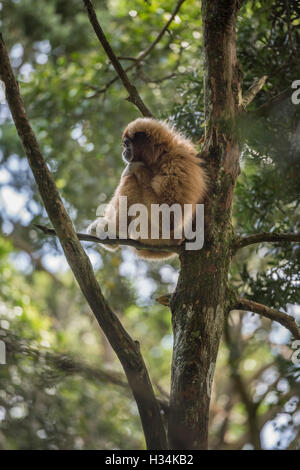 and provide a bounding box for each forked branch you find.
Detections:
[87,0,186,98]
[83,0,153,117]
